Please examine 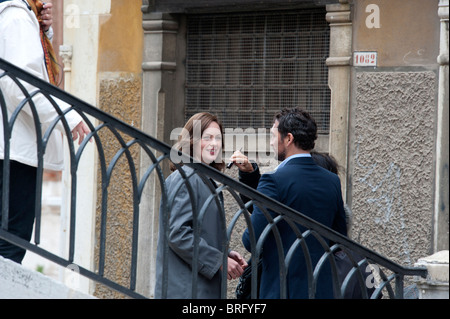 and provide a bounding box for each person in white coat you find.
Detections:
[0,0,90,263]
